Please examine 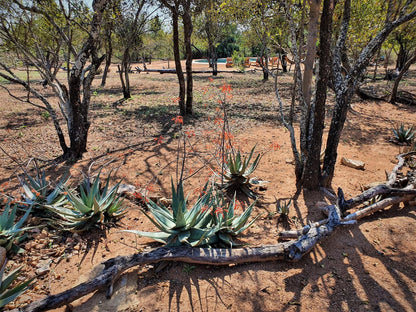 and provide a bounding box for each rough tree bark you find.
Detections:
[302,0,333,190]
[65,0,108,161]
[280,0,416,190]
[101,26,113,87]
[183,5,193,115]
[321,1,416,187]
[390,49,416,104]
[159,0,194,116]
[0,0,108,161]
